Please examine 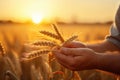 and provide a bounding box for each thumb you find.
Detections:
[60,47,89,56]
[60,47,79,56]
